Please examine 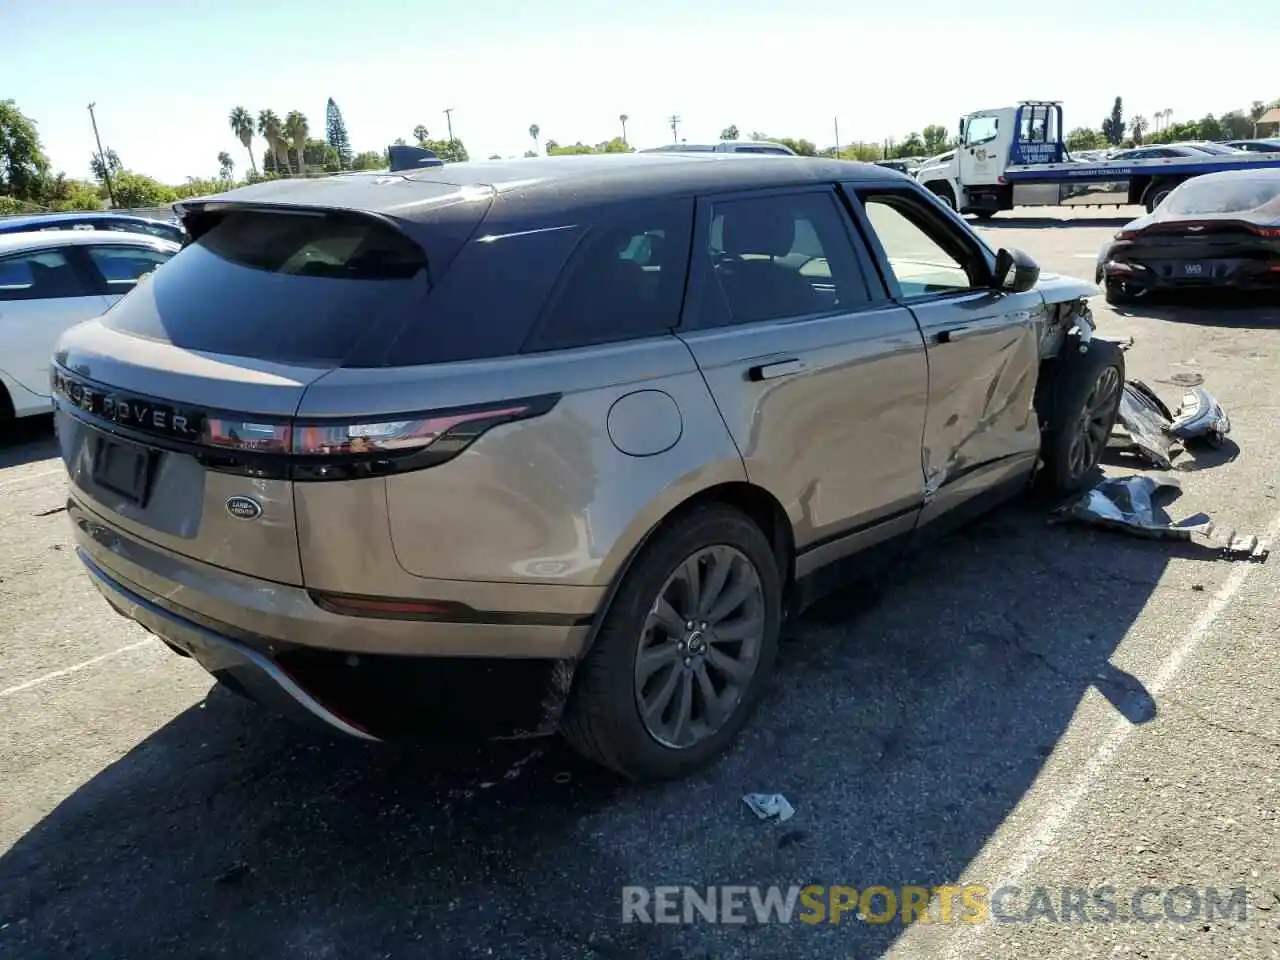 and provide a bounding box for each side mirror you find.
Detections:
[994,247,1040,293]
